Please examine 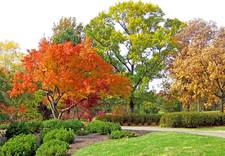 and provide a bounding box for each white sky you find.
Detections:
[1,0,225,91]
